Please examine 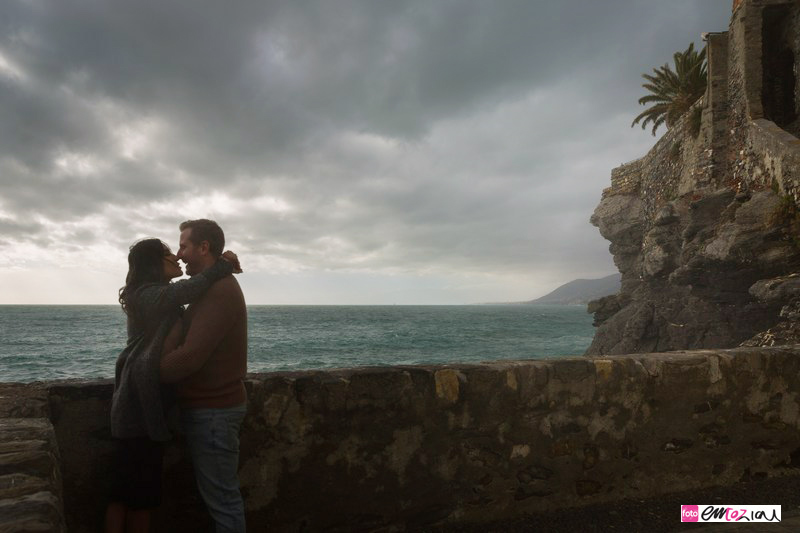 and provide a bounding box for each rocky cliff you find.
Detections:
[587,0,800,355]
[588,182,800,354]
